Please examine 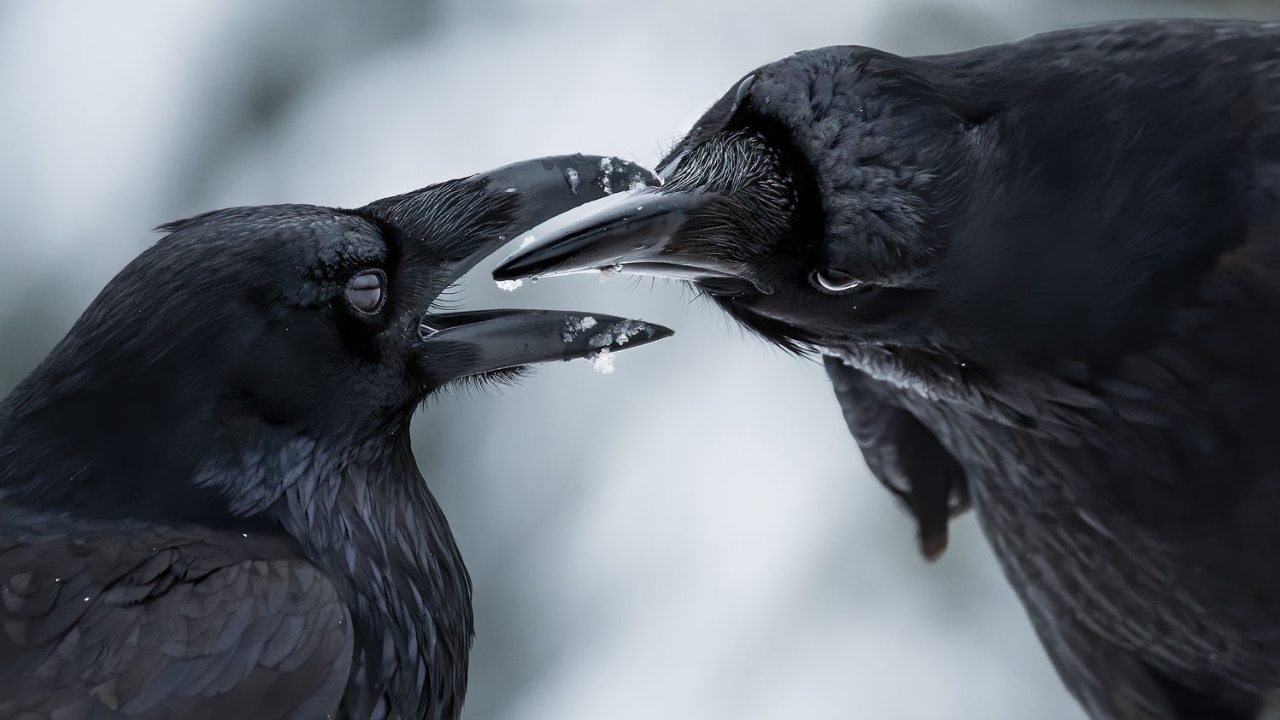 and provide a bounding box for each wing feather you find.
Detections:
[825,356,969,559]
[0,524,354,719]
